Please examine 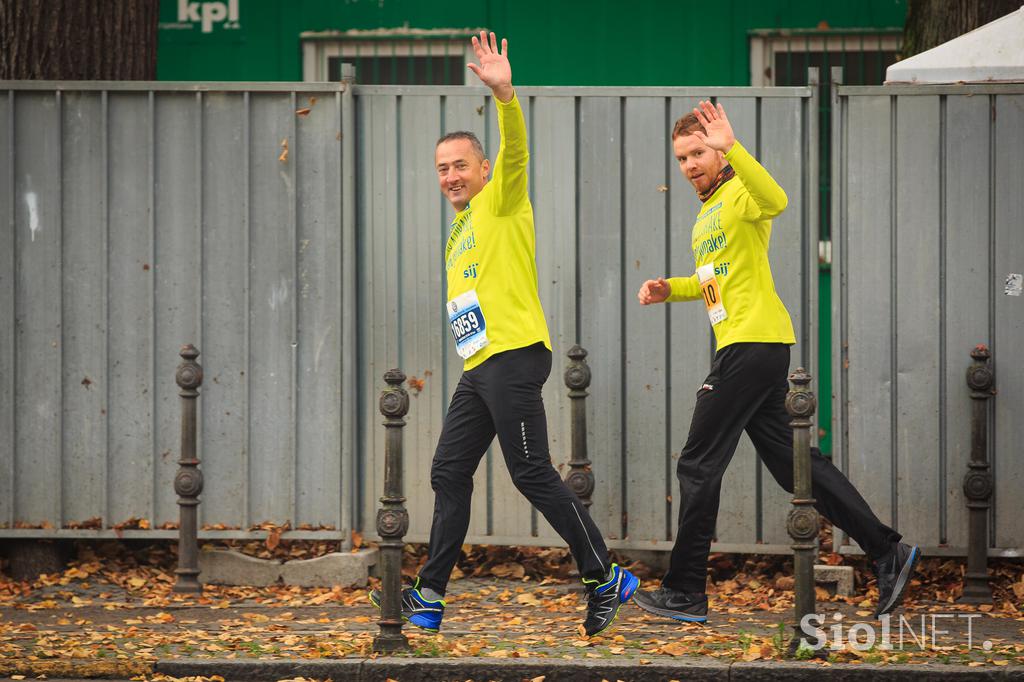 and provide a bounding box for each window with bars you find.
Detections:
[751,29,903,87]
[750,29,903,243]
[301,31,480,85]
